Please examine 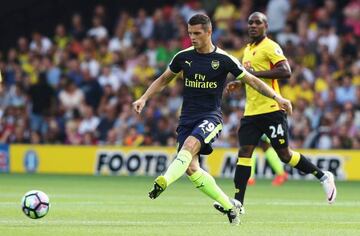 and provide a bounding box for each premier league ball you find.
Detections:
[21,190,50,219]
